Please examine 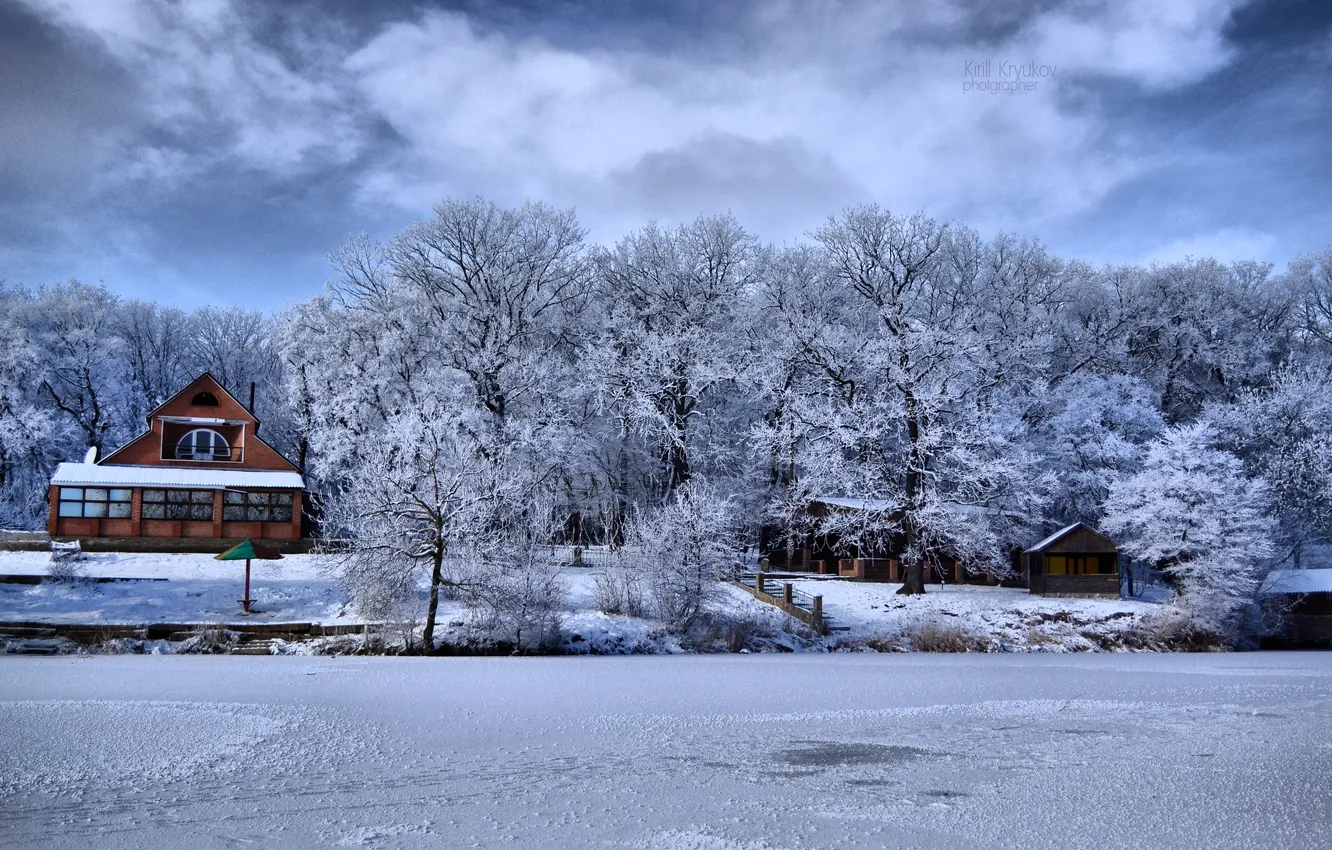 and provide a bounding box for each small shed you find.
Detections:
[1023,522,1120,597]
[1258,569,1332,646]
